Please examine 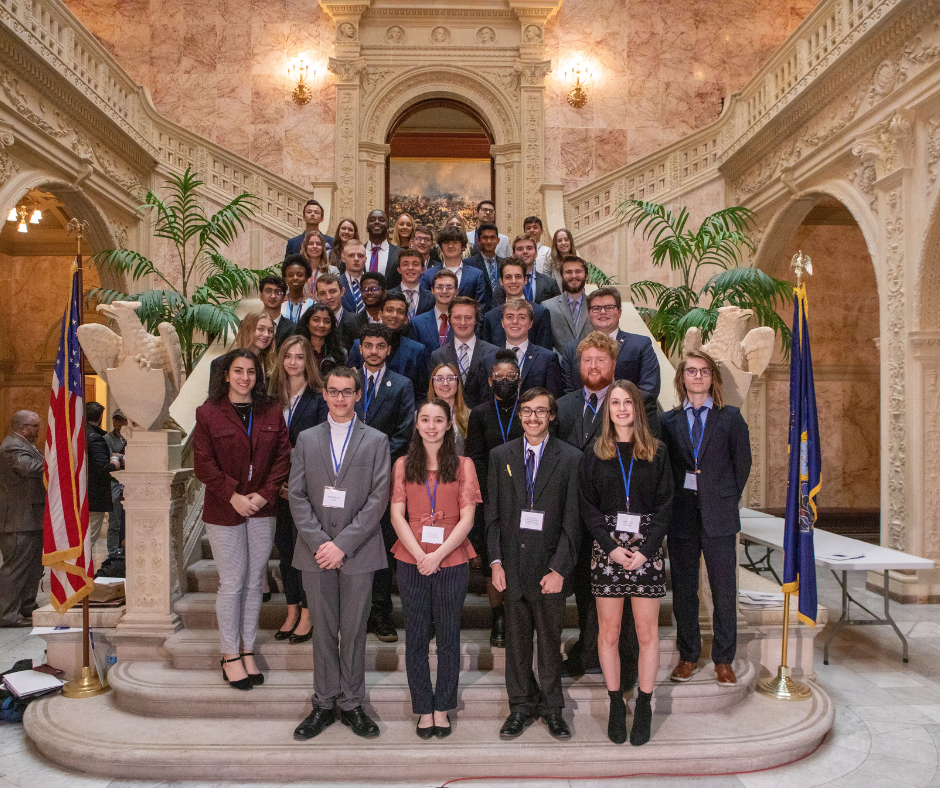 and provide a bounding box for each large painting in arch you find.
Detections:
[388,157,490,234]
